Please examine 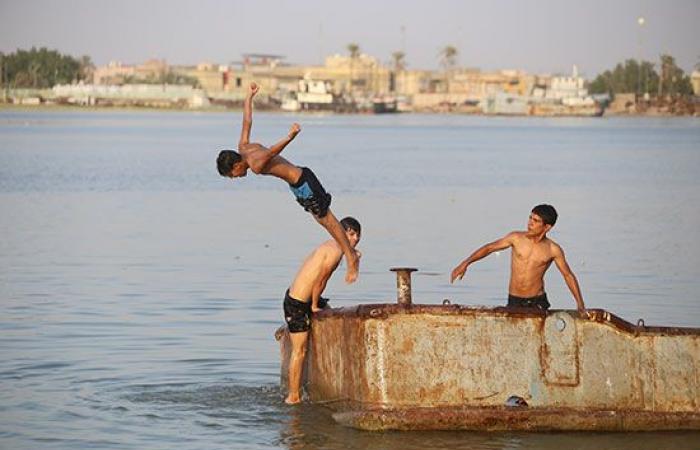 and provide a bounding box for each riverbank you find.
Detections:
[2,101,698,117]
